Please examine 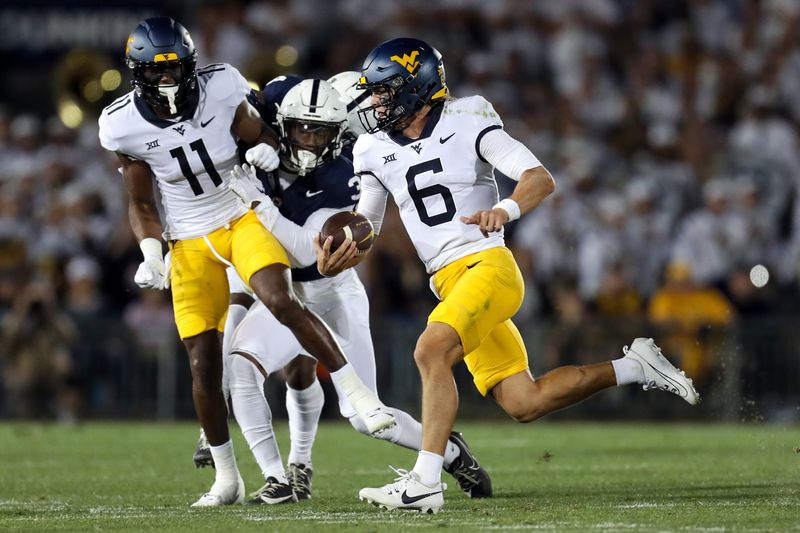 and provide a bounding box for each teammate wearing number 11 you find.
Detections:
[98,17,394,507]
[315,38,700,513]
